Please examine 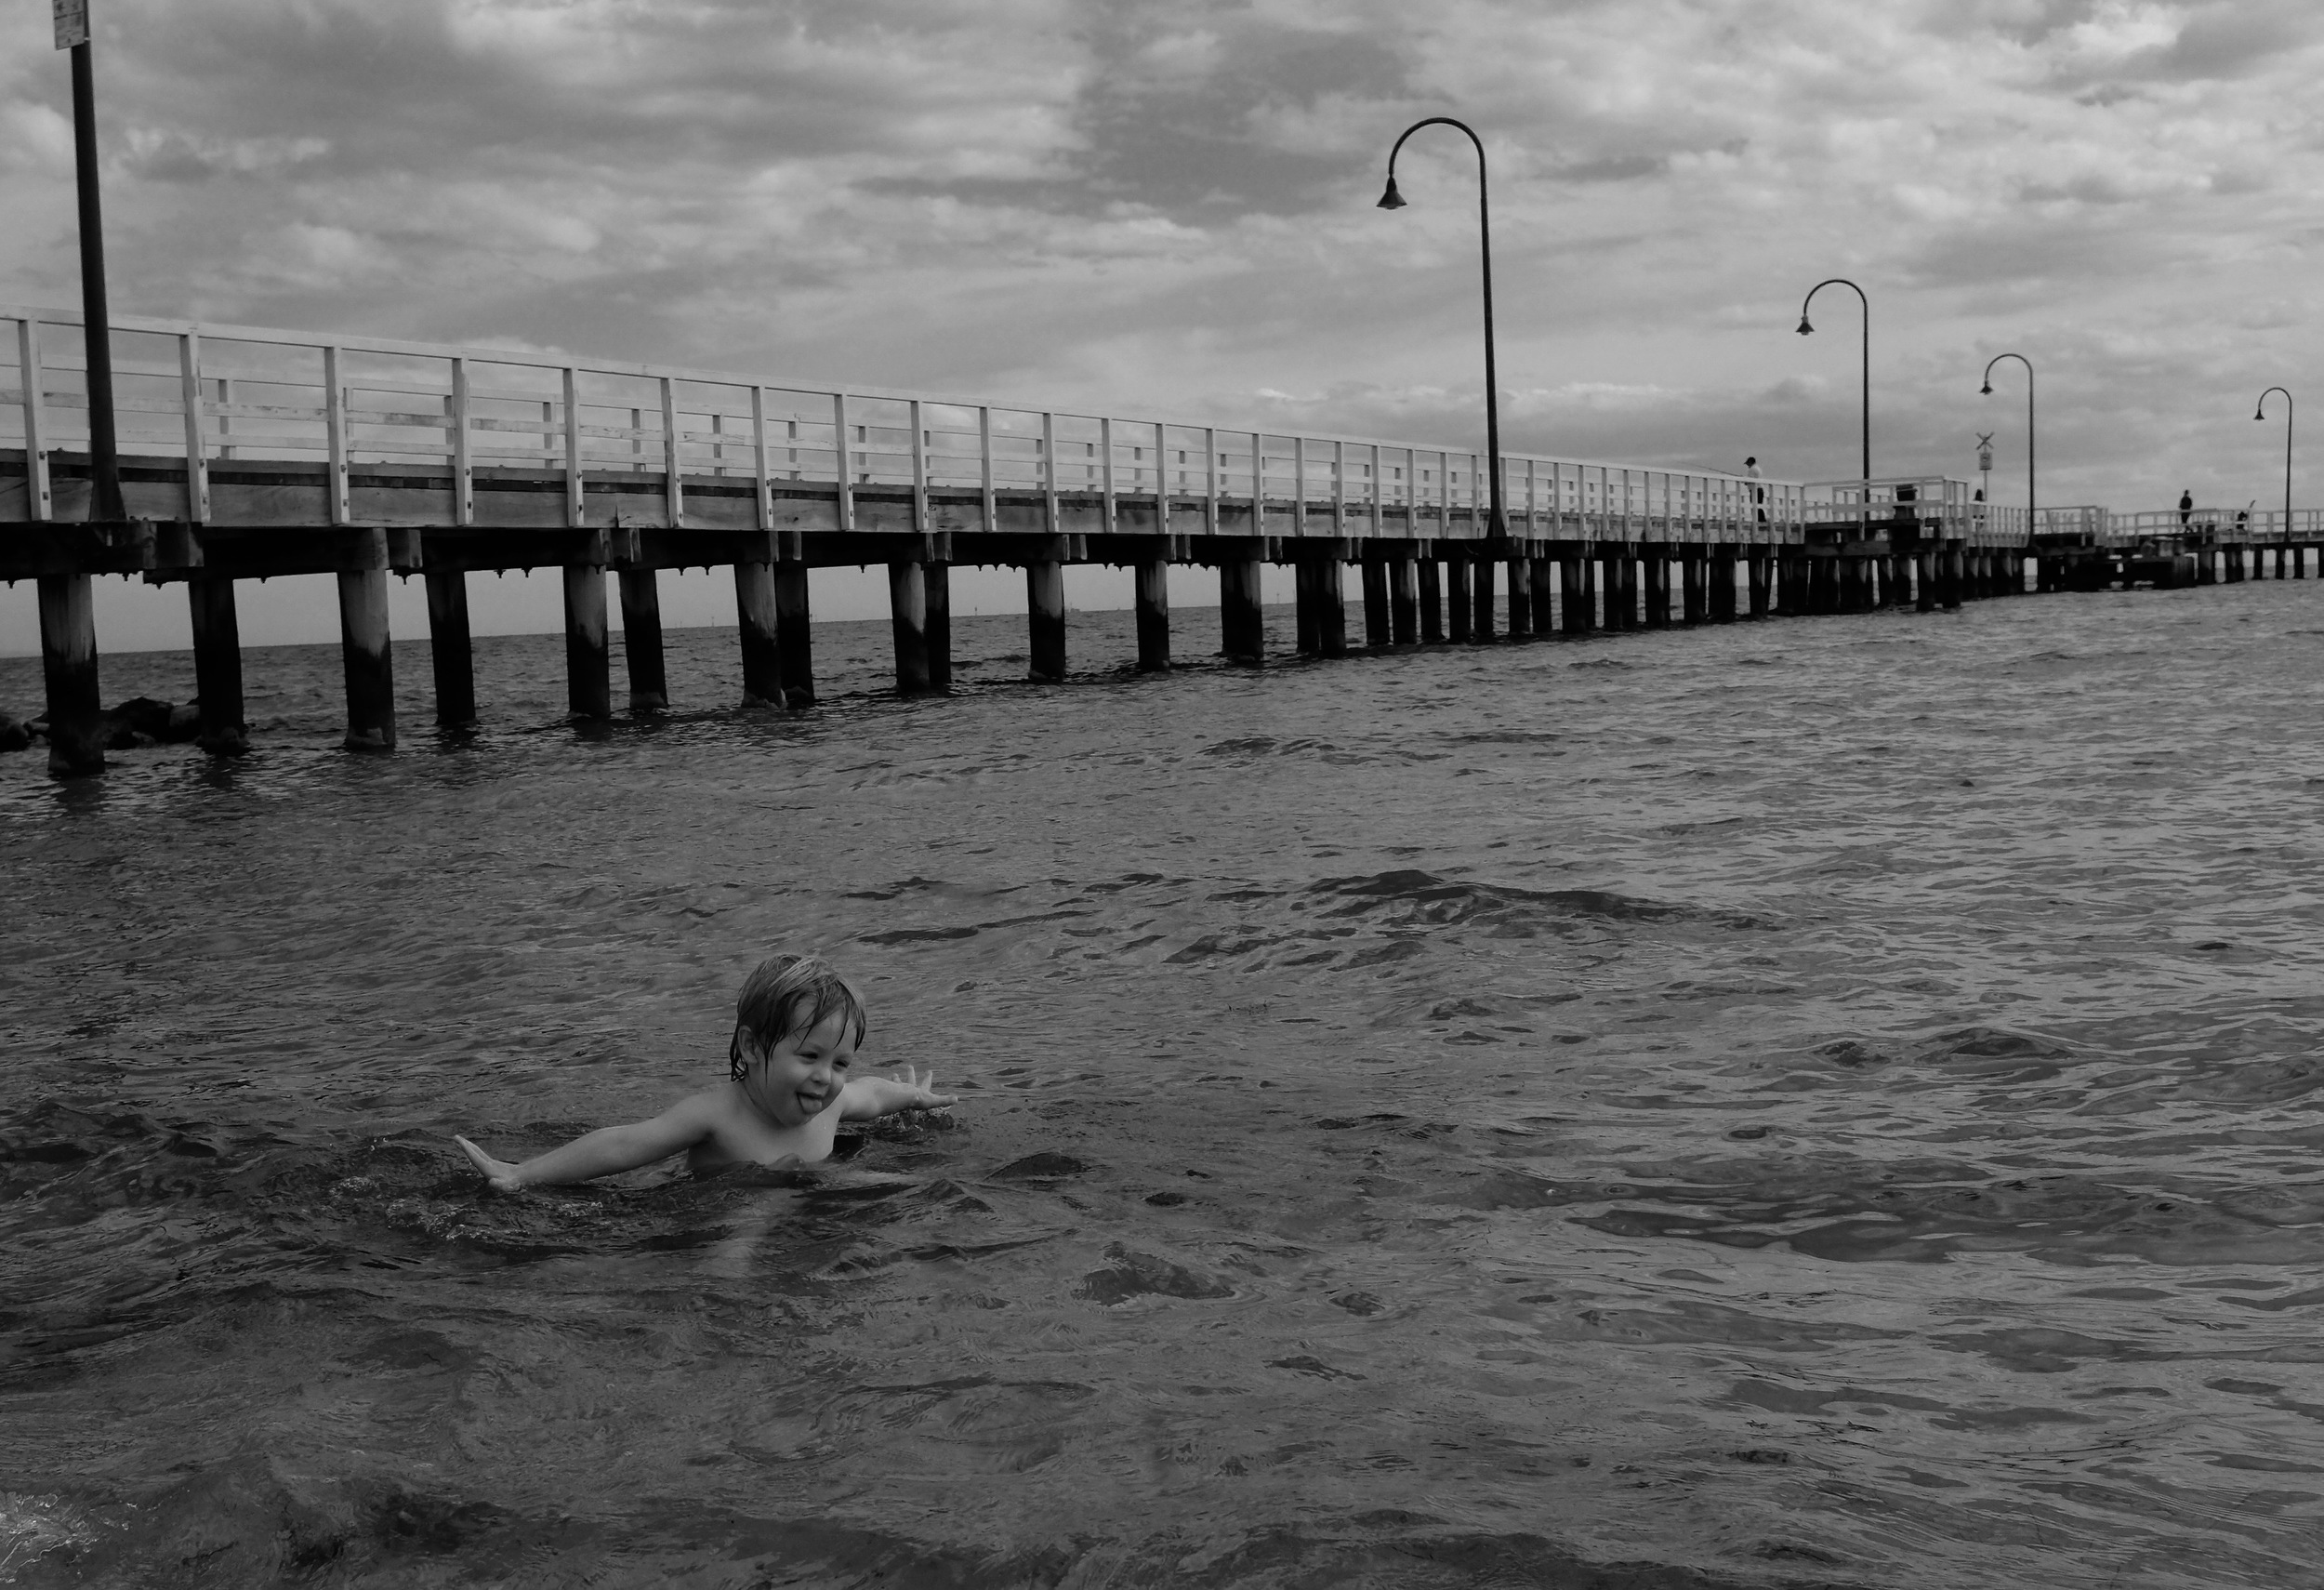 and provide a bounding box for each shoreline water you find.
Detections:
[7,583,2324,1587]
